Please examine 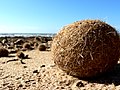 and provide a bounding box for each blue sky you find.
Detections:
[0,0,120,33]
